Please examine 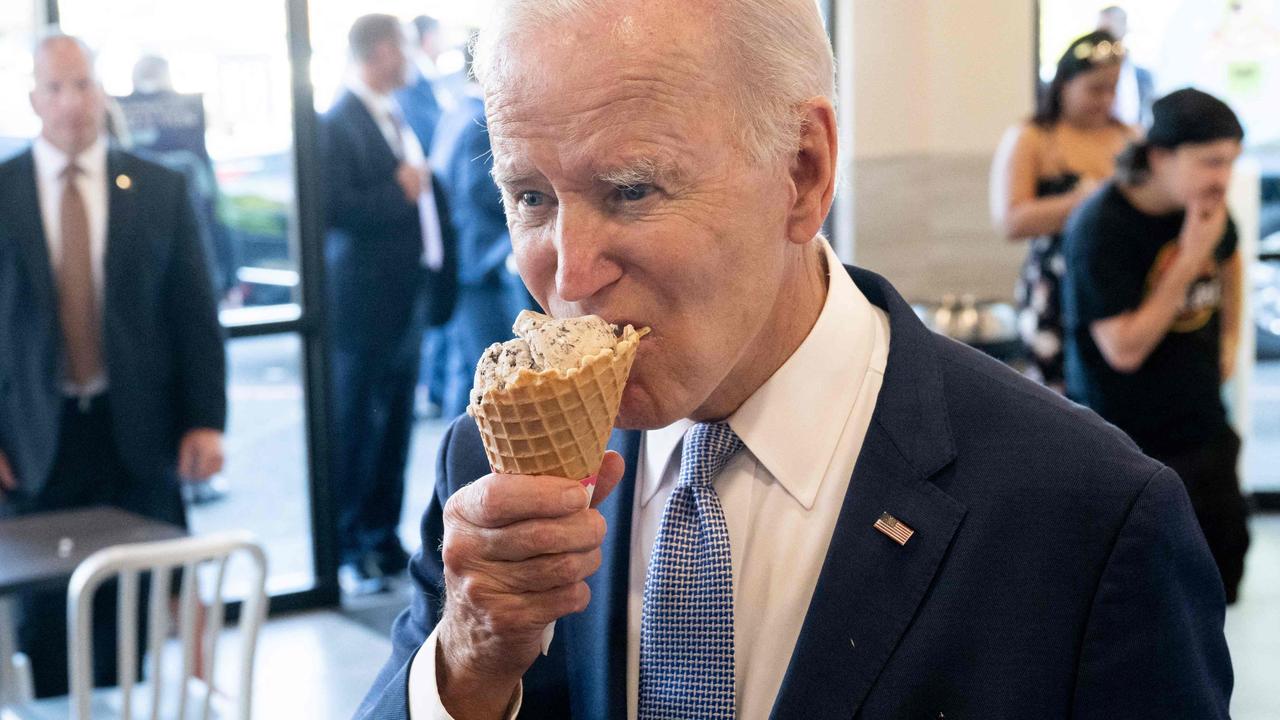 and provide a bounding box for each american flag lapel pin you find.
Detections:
[874,512,914,546]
